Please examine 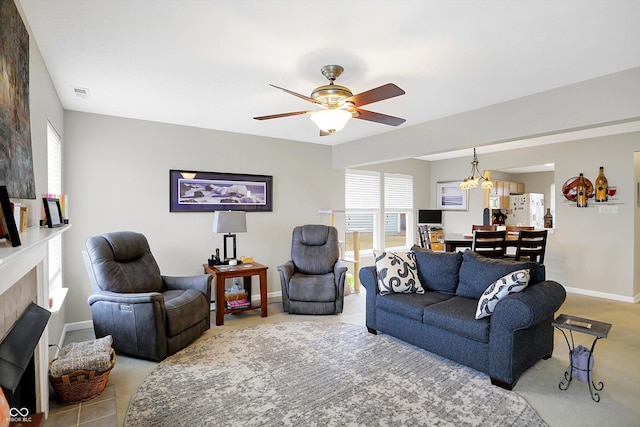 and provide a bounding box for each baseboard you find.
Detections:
[564,286,637,303]
[56,320,94,357]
